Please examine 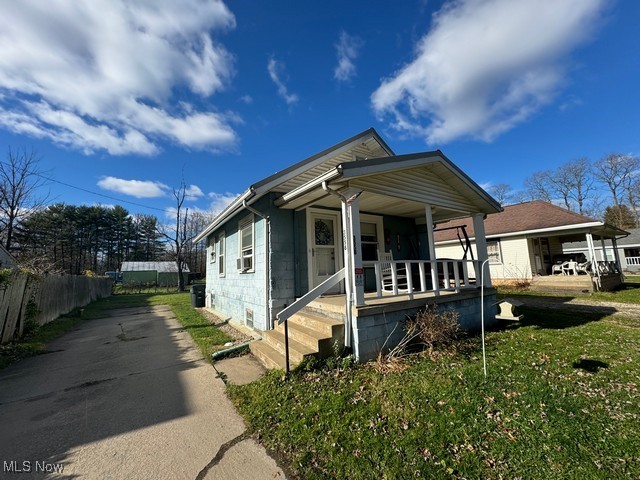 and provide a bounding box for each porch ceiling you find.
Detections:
[275,153,500,222]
